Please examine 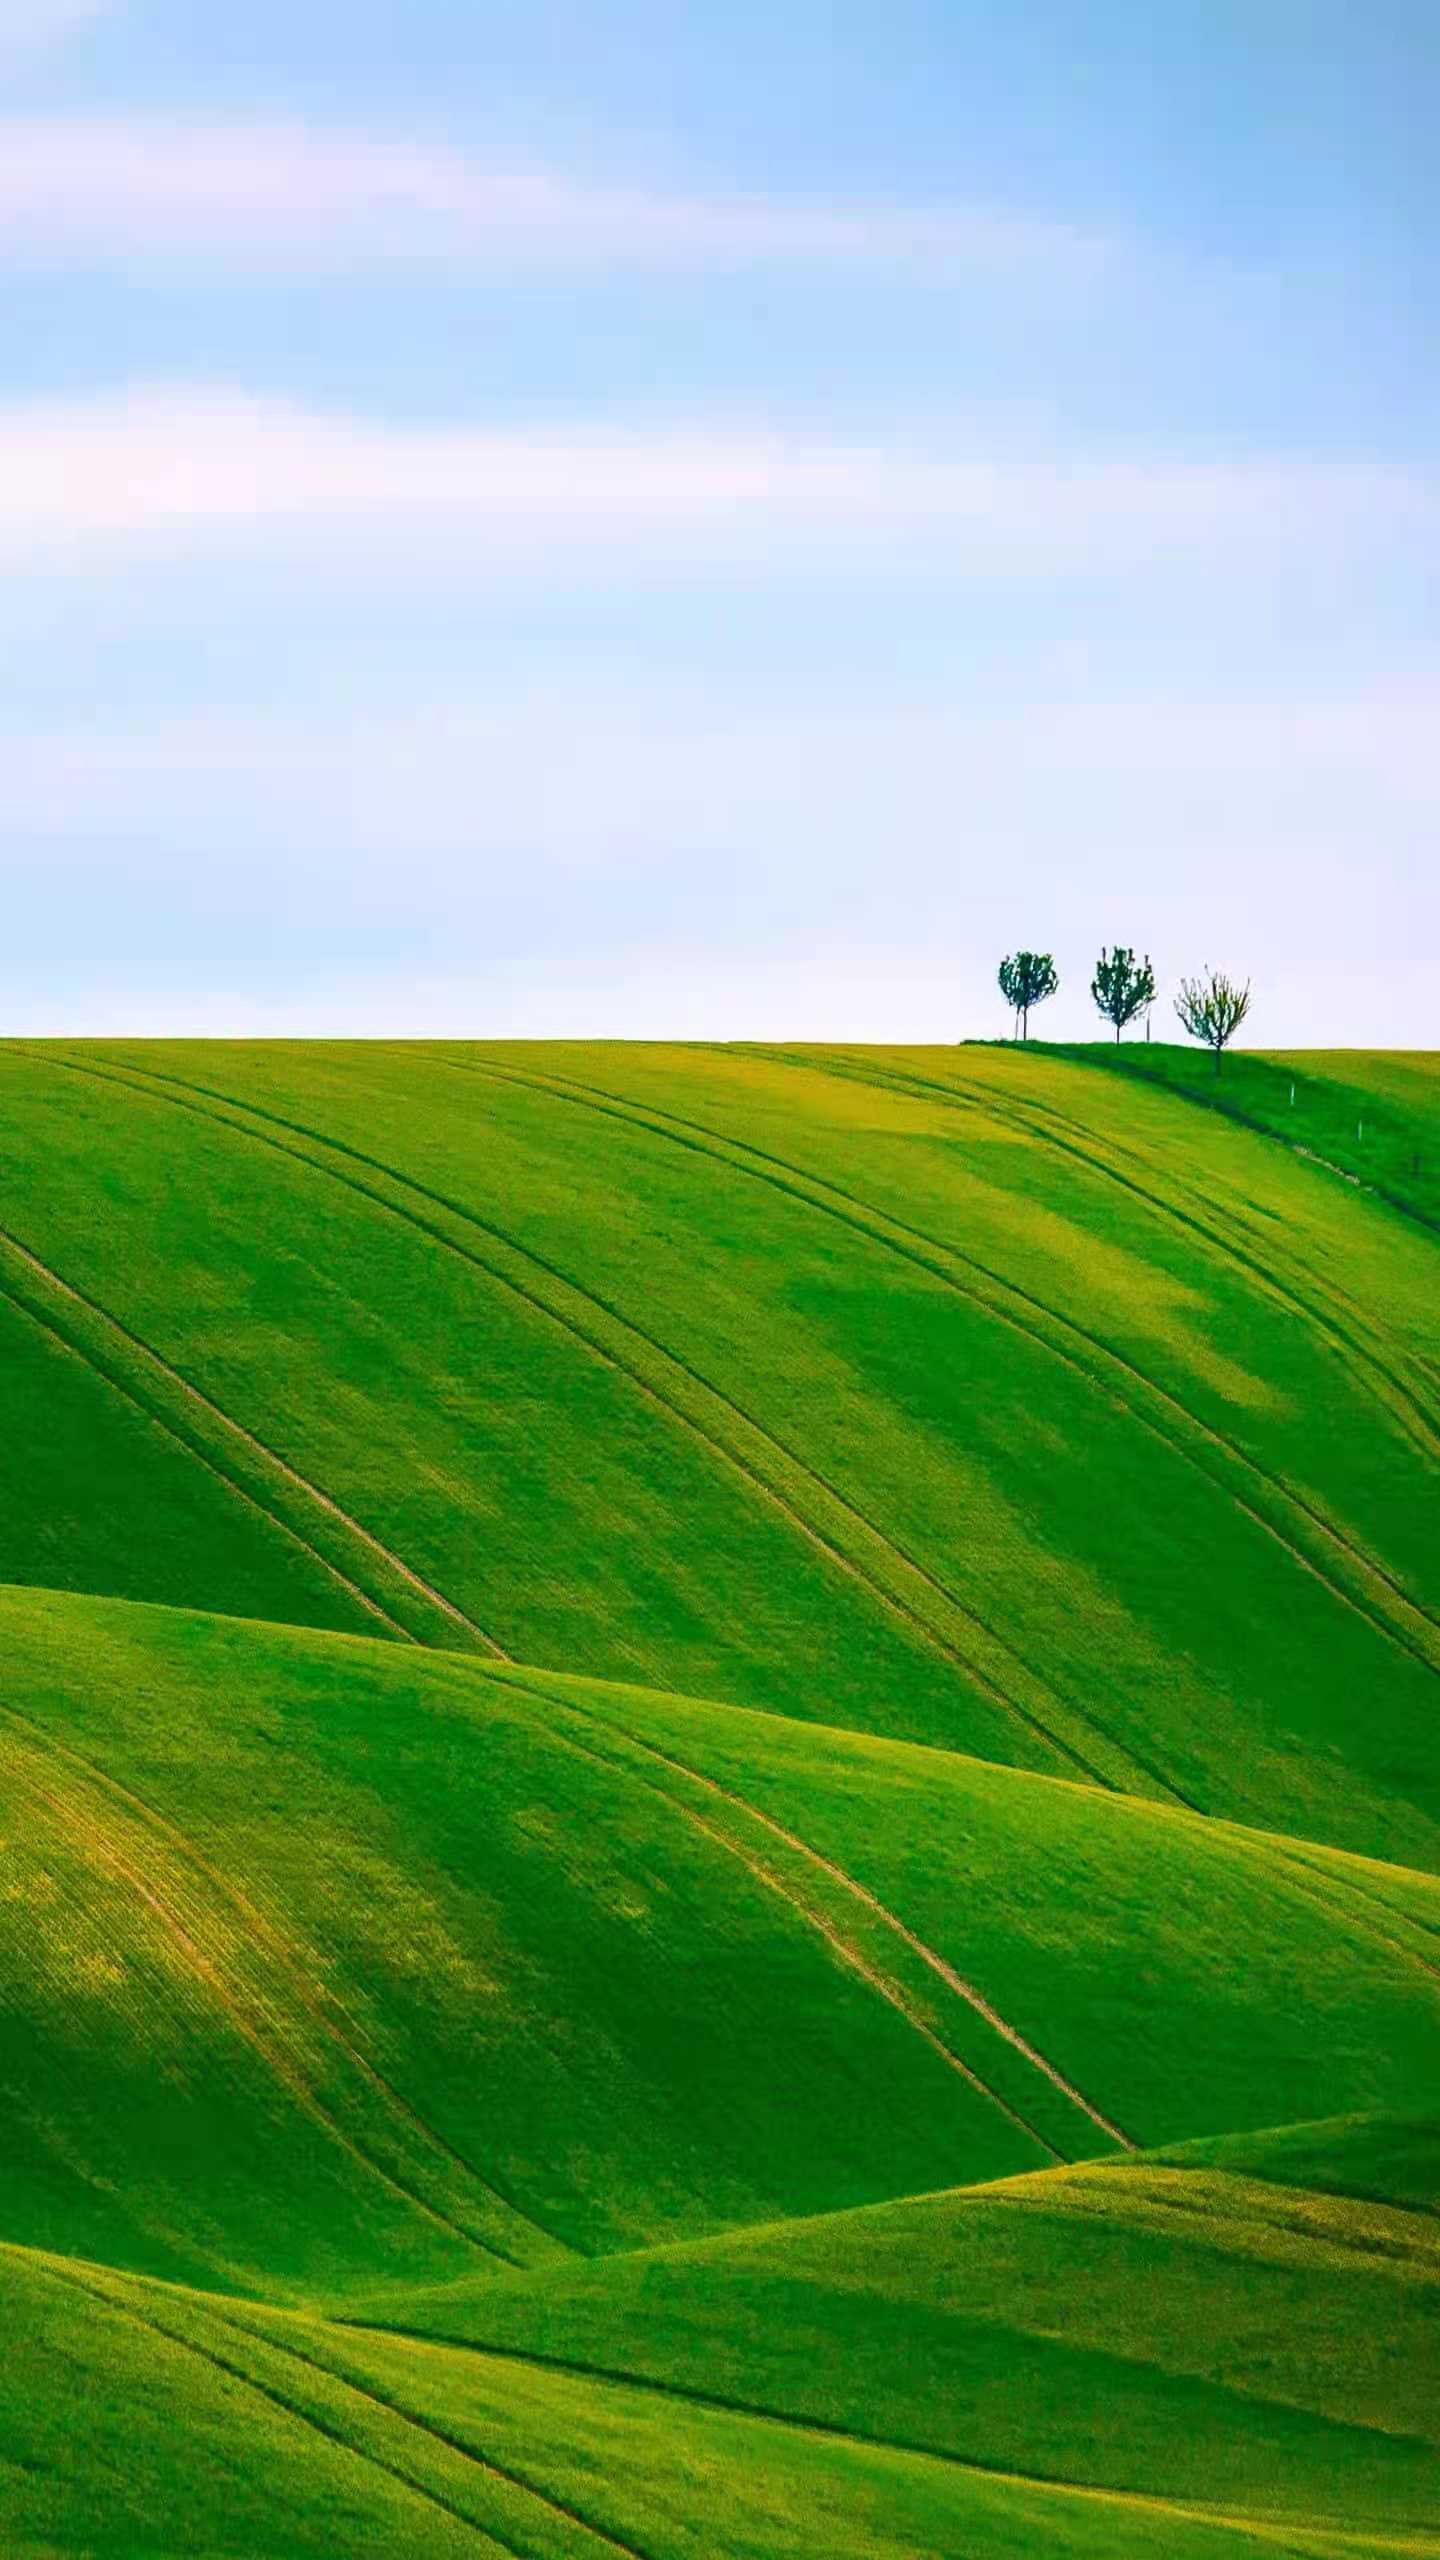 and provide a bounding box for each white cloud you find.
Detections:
[0,113,1108,272]
[1,386,1432,573]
